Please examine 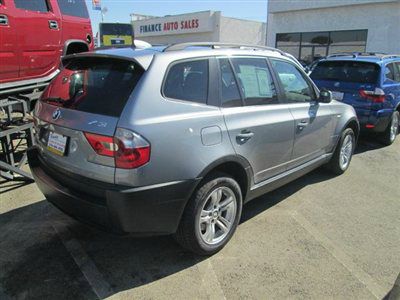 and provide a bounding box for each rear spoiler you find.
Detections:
[61,52,153,70]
